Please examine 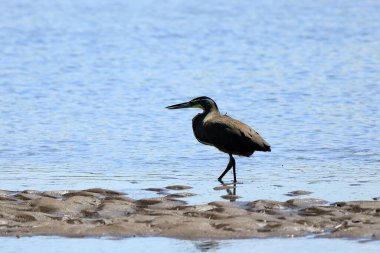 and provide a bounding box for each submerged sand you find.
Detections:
[0,187,379,240]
